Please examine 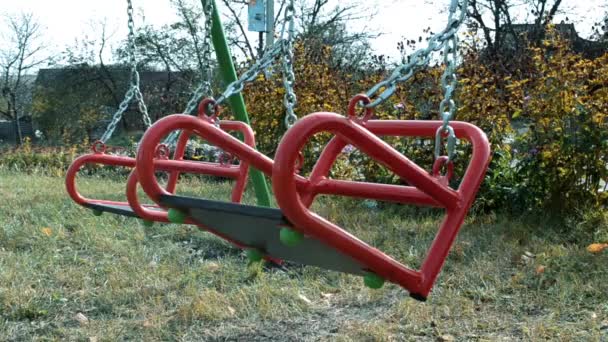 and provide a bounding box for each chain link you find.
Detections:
[214,42,284,105]
[361,0,467,161]
[364,0,468,109]
[163,0,216,147]
[214,0,297,130]
[436,4,463,160]
[281,0,298,129]
[100,0,151,144]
